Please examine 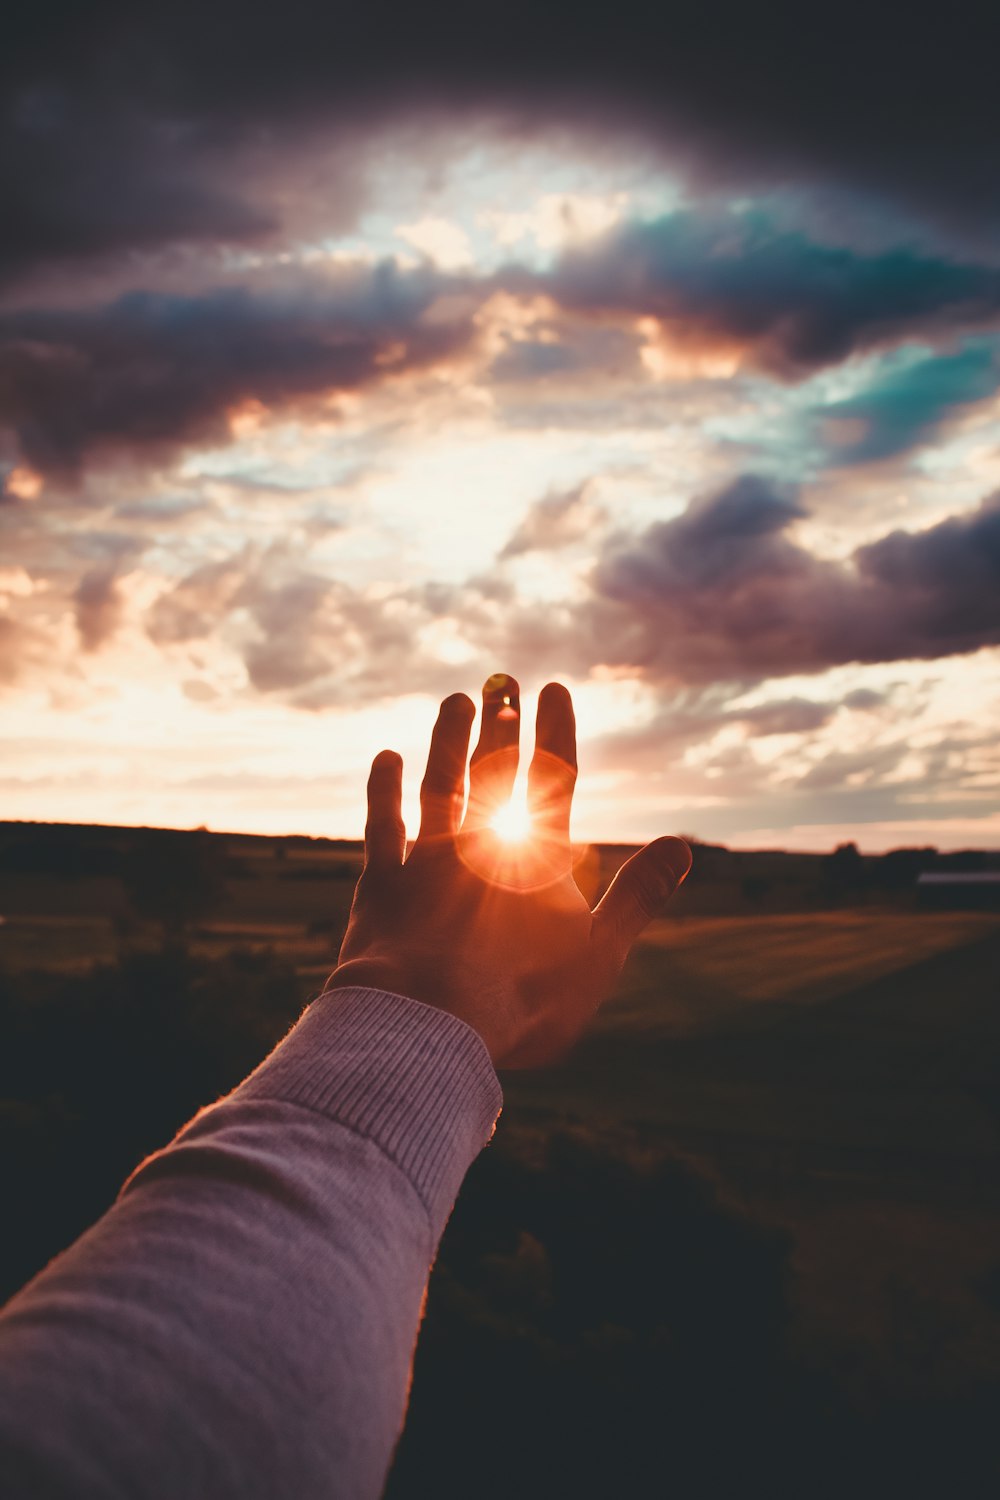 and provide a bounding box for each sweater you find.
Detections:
[0,986,503,1499]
